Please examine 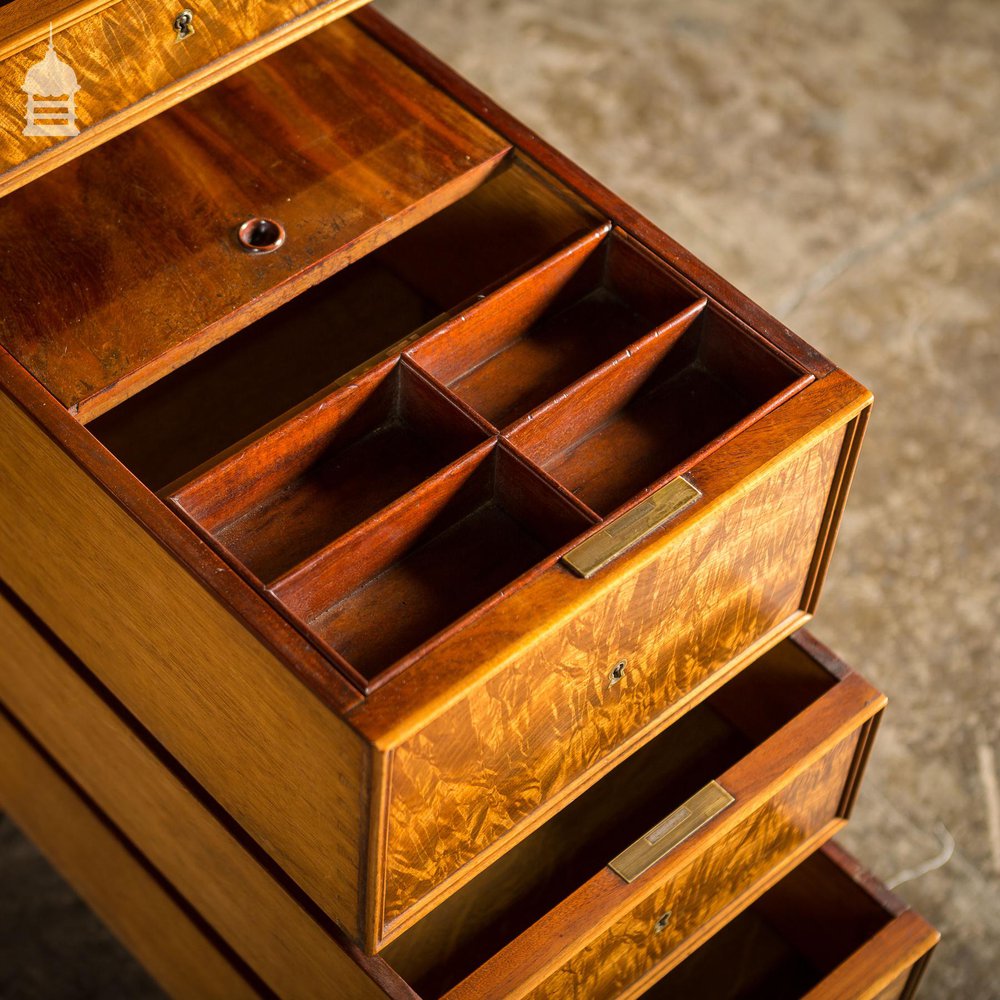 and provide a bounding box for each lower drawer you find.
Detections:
[380,633,884,999]
[638,842,939,1000]
[0,577,883,1000]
